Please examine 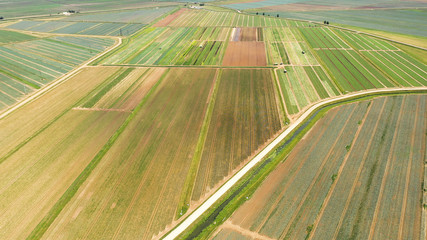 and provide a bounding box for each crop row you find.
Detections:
[7,20,144,36]
[65,6,175,23]
[0,30,37,44]
[161,9,312,28]
[0,37,113,109]
[316,49,395,92]
[362,50,427,87]
[124,28,226,66]
[264,27,302,42]
[300,27,350,49]
[334,29,398,50]
[276,66,339,115]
